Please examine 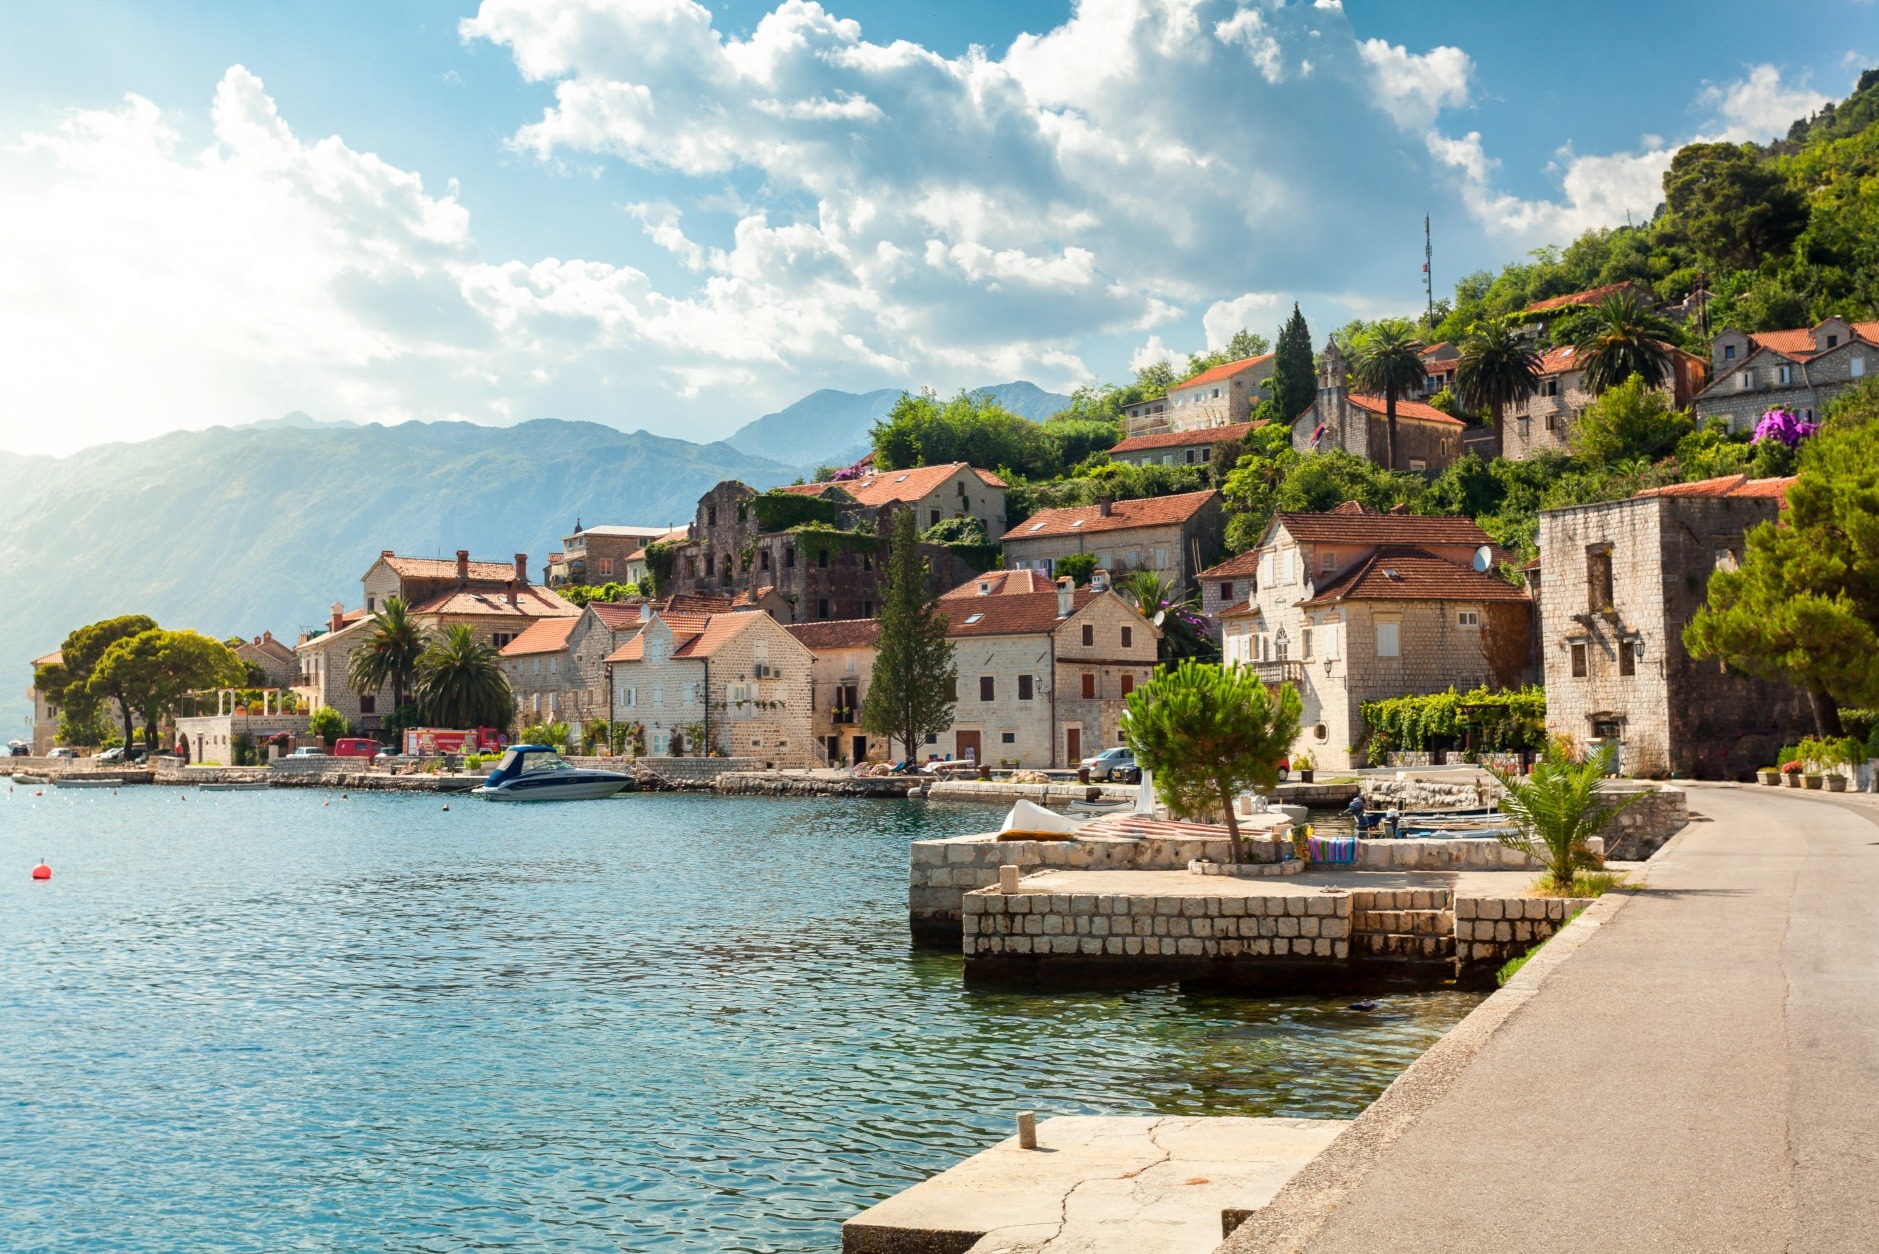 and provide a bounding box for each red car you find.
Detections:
[332,737,380,760]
